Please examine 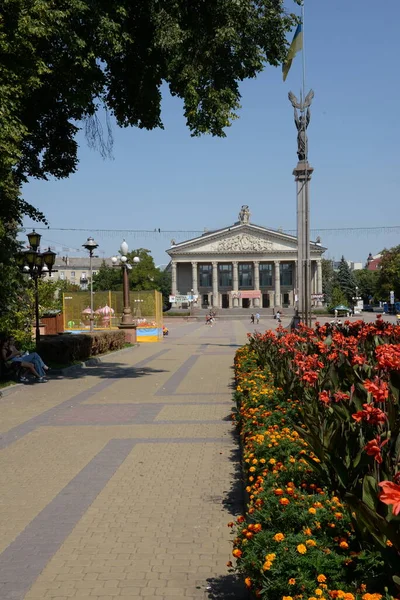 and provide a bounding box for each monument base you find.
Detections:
[117,324,137,344]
